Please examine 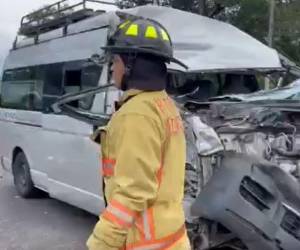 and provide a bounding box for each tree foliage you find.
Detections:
[274,0,300,63]
[223,0,300,64]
